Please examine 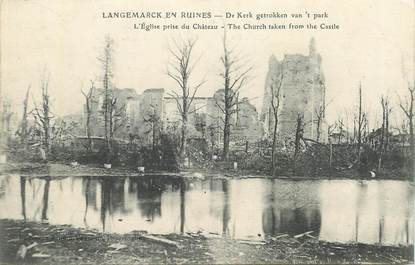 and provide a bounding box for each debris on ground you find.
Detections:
[0,219,413,264]
[108,243,127,251]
